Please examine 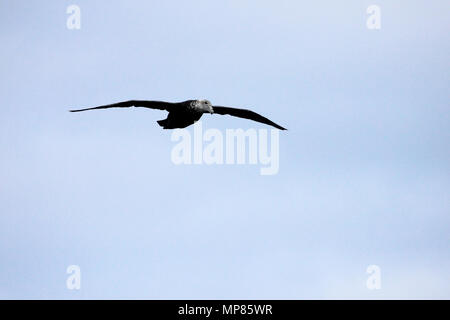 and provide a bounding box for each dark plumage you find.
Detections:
[69,99,286,130]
